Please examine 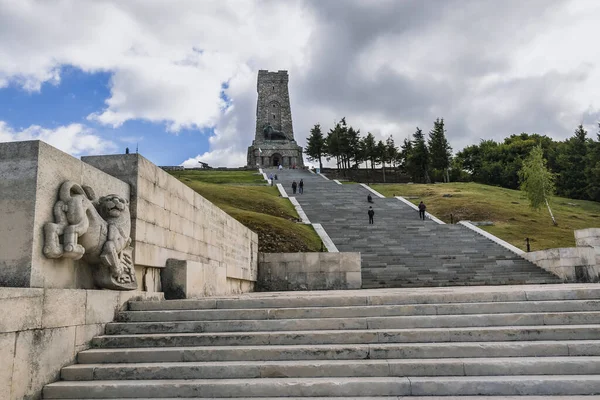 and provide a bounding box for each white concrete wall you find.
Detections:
[575,228,600,247]
[523,247,598,282]
[257,252,361,291]
[82,154,259,291]
[0,141,157,290]
[0,287,163,400]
